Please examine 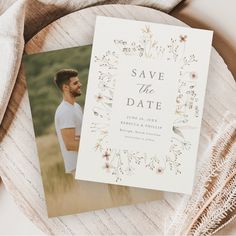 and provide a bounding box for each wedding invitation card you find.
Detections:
[76,16,213,194]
